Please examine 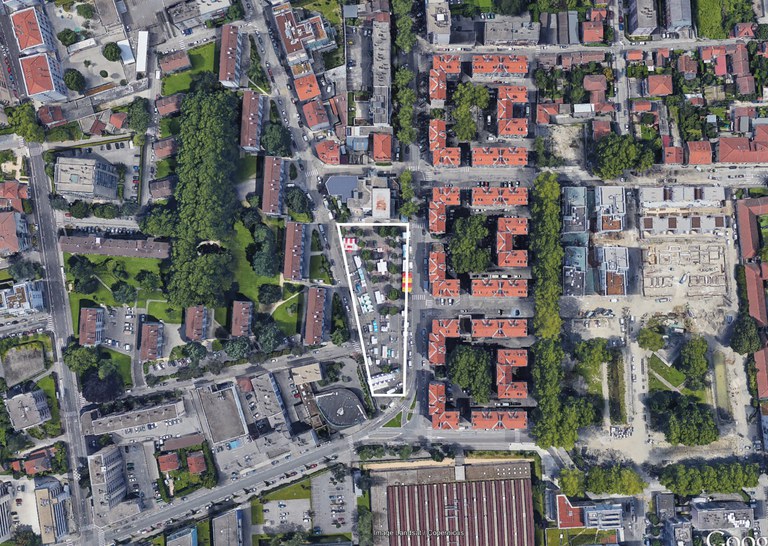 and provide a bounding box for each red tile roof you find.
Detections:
[647,74,673,96]
[733,22,756,37]
[592,120,612,141]
[719,137,768,163]
[428,333,447,365]
[302,98,329,130]
[432,280,460,297]
[581,21,603,43]
[582,75,607,92]
[663,146,683,164]
[187,451,206,475]
[158,453,180,472]
[498,118,528,137]
[556,494,585,529]
[20,53,57,96]
[429,250,447,283]
[0,181,28,213]
[153,137,177,159]
[498,349,527,367]
[470,319,527,338]
[498,216,528,235]
[588,8,607,21]
[677,54,698,75]
[79,308,102,346]
[429,119,447,151]
[283,221,305,281]
[497,362,527,398]
[184,305,208,341]
[428,381,446,415]
[632,100,652,112]
[11,8,44,52]
[304,287,327,345]
[498,85,527,103]
[218,24,241,86]
[295,73,321,102]
[37,105,65,127]
[536,103,559,125]
[745,263,768,326]
[429,69,447,101]
[432,187,460,205]
[472,187,528,207]
[626,50,643,61]
[109,112,127,129]
[471,279,528,297]
[262,156,283,215]
[241,90,264,150]
[0,211,22,254]
[497,218,527,268]
[428,201,447,234]
[730,43,750,77]
[472,55,528,76]
[714,55,727,76]
[735,199,768,260]
[433,410,460,429]
[433,55,461,74]
[156,94,184,117]
[159,50,192,74]
[686,141,713,164]
[315,140,341,164]
[472,147,527,167]
[372,133,392,162]
[737,75,756,96]
[754,346,768,400]
[140,323,162,361]
[231,300,253,337]
[433,147,461,167]
[470,410,527,430]
[433,319,460,337]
